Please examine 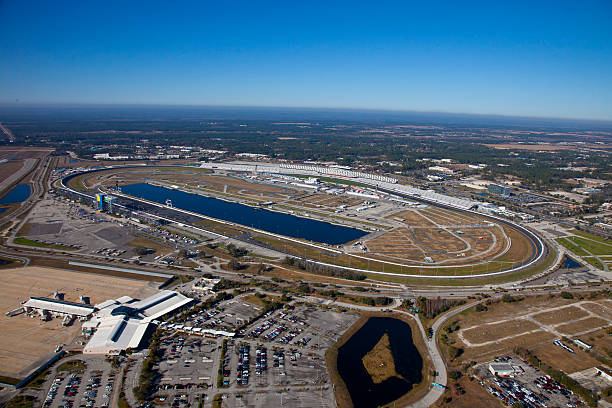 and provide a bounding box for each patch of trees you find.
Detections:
[283,256,366,281]
[448,346,464,360]
[355,296,393,307]
[226,243,248,258]
[133,246,154,256]
[227,259,243,270]
[475,303,488,312]
[133,330,162,402]
[502,294,524,303]
[415,296,466,319]
[212,278,243,292]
